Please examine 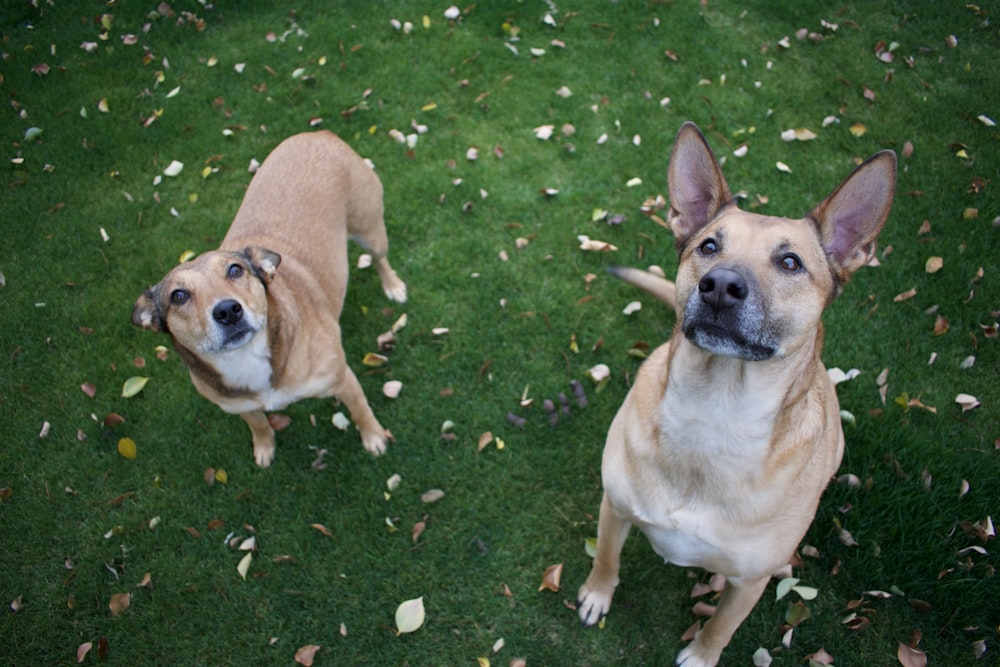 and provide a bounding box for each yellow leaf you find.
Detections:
[117,437,137,460]
[121,376,149,398]
[178,250,196,263]
[215,469,228,485]
[421,15,431,29]
[395,596,425,634]
[362,352,388,367]
[849,122,867,137]
[421,101,437,111]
